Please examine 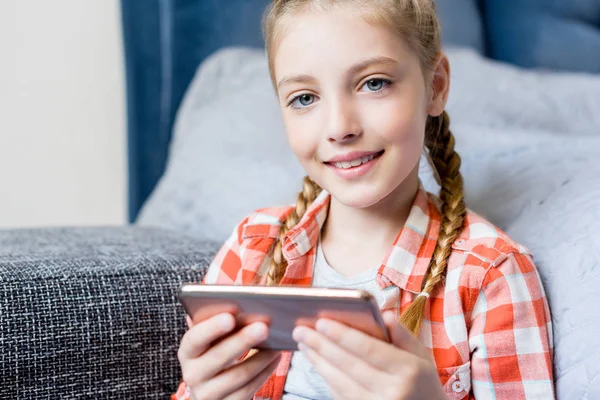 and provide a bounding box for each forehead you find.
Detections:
[273,6,416,80]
